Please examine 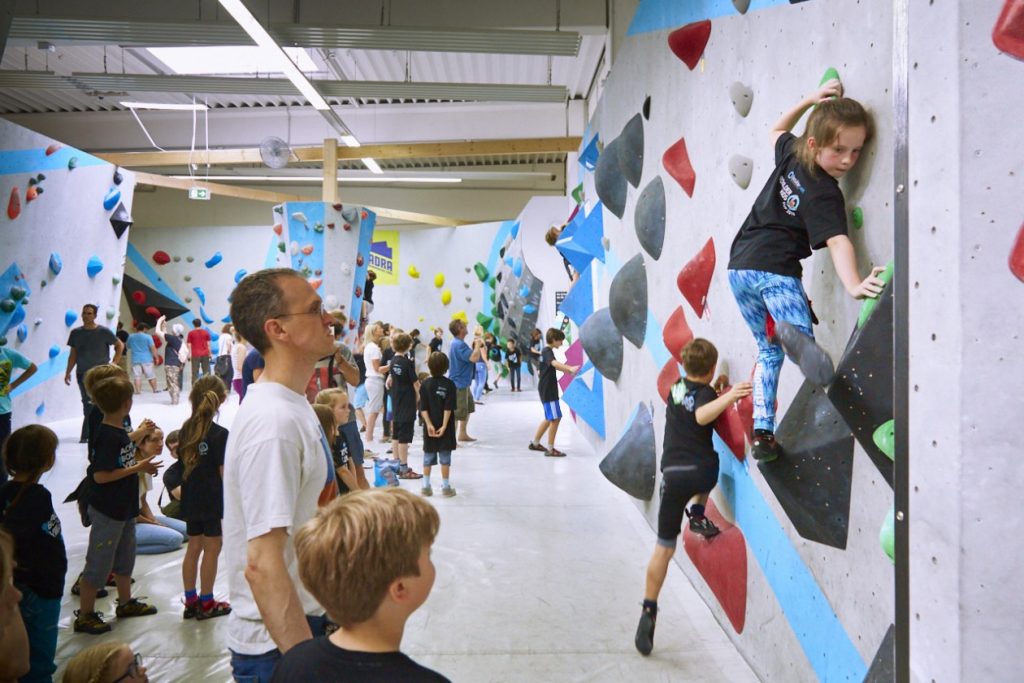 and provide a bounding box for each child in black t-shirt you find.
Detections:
[505,339,522,392]
[386,333,422,480]
[314,397,360,494]
[727,79,885,462]
[177,375,231,621]
[75,374,161,635]
[273,489,448,683]
[634,339,751,657]
[418,352,458,497]
[527,329,579,457]
[0,425,66,680]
